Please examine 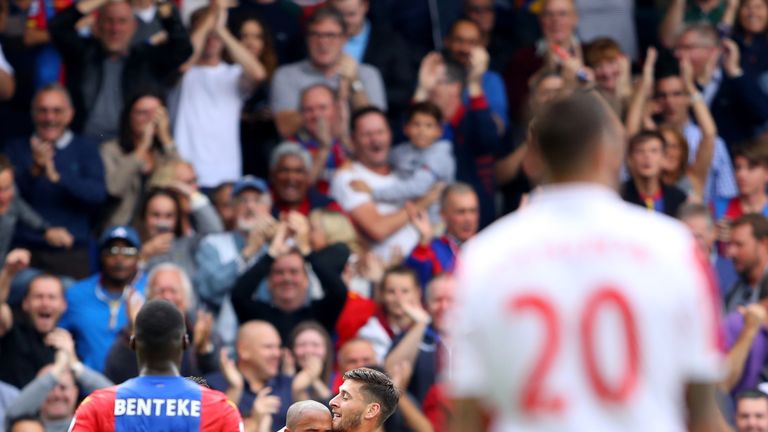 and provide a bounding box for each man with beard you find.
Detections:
[269,142,342,218]
[0,251,68,388]
[328,367,399,432]
[59,226,147,372]
[196,176,275,346]
[725,214,768,312]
